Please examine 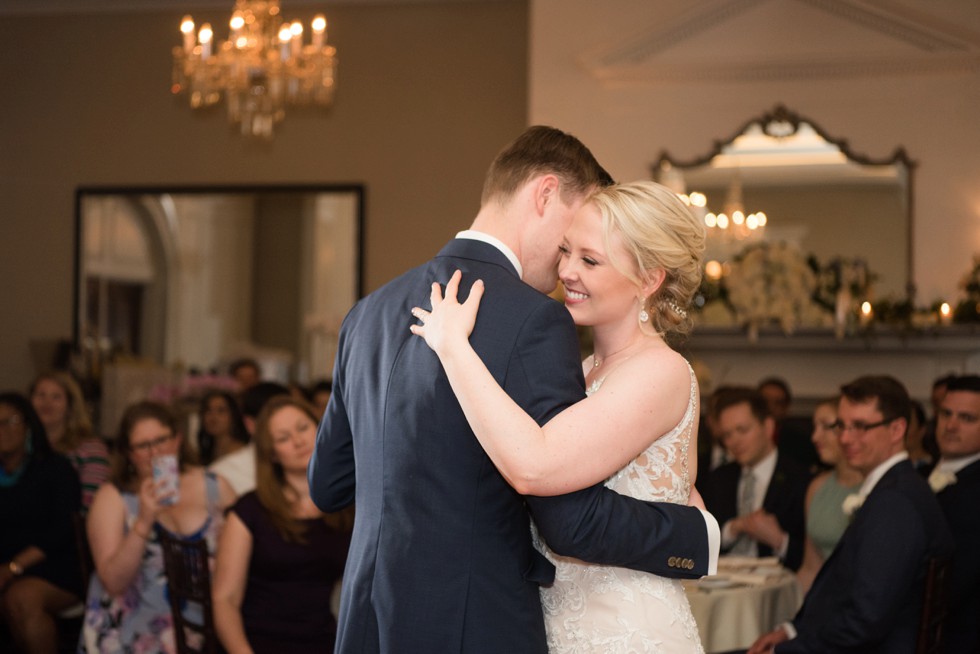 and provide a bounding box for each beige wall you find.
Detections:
[0,2,528,390]
[530,0,980,306]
